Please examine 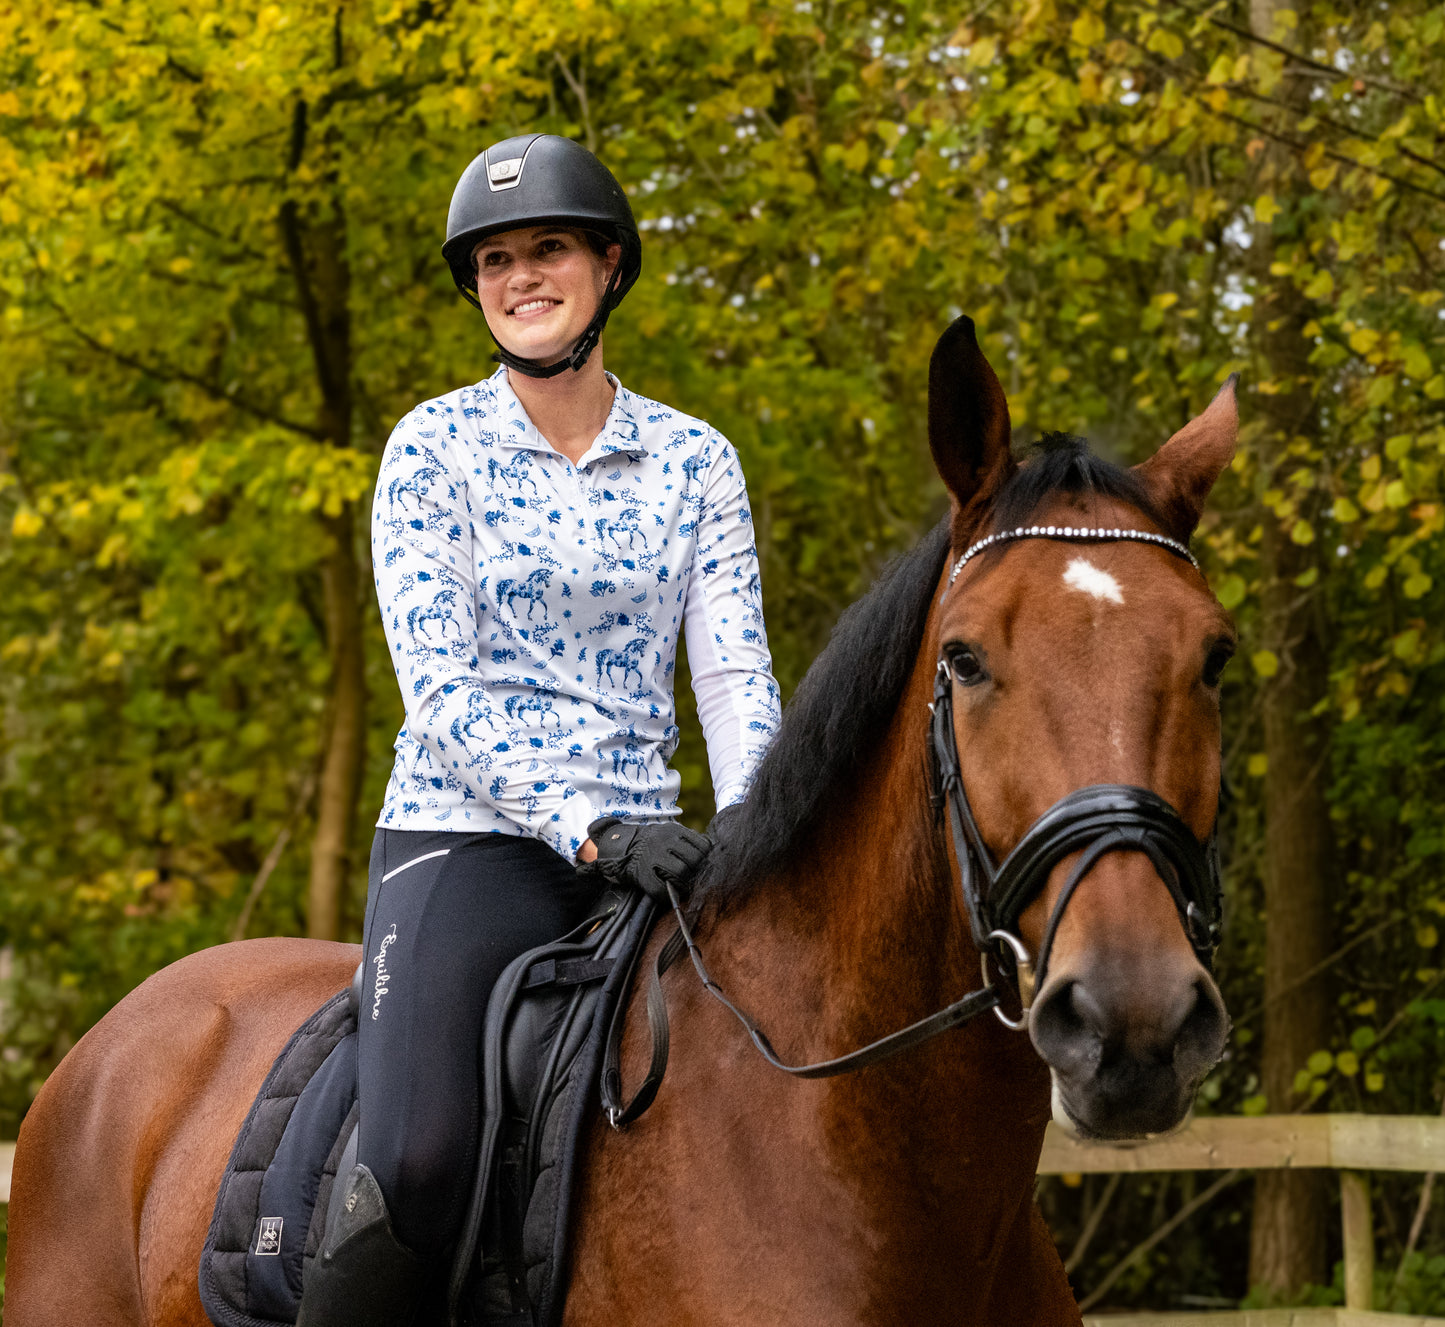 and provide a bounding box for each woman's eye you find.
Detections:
[947,646,986,686]
[1203,640,1235,688]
